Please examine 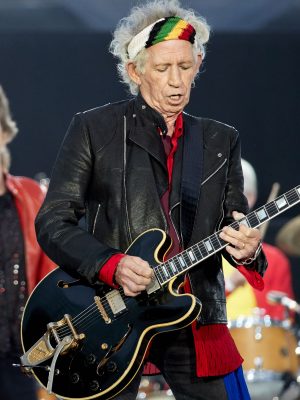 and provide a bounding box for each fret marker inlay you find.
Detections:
[276,197,287,209]
[204,240,213,252]
[239,218,249,227]
[169,261,176,273]
[178,256,185,267]
[257,208,267,221]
